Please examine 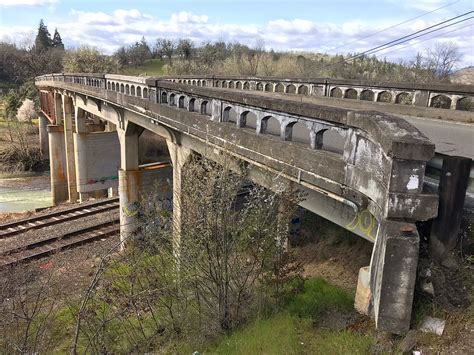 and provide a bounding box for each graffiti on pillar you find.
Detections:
[123,202,139,218]
[87,175,118,185]
[345,209,376,241]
